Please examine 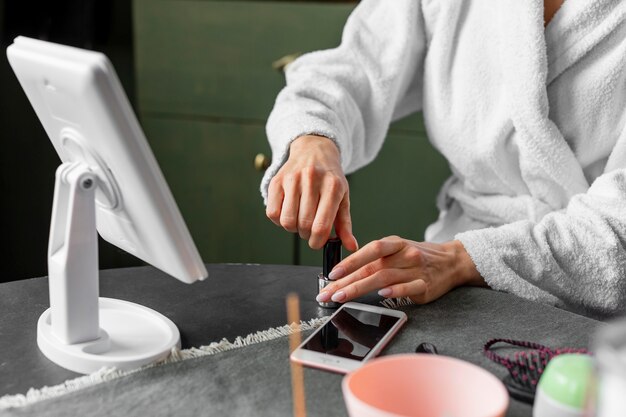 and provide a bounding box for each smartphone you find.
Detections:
[290,302,407,373]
